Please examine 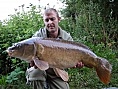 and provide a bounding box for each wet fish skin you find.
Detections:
[6,37,112,84]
